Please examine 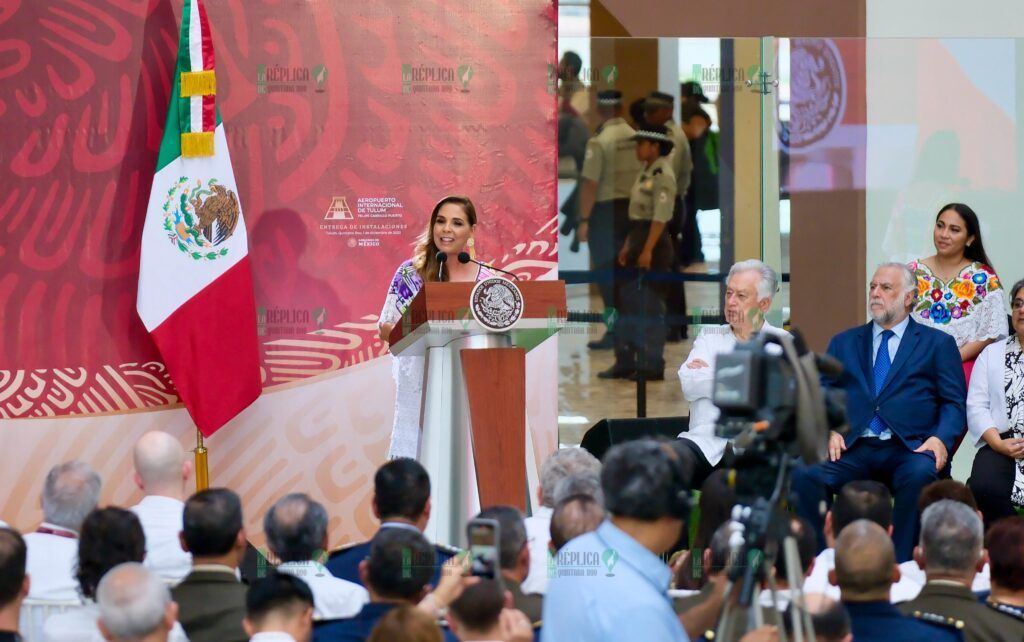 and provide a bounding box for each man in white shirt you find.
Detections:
[24,460,101,601]
[242,573,315,642]
[520,448,601,595]
[678,259,785,487]
[265,493,368,620]
[130,431,193,585]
